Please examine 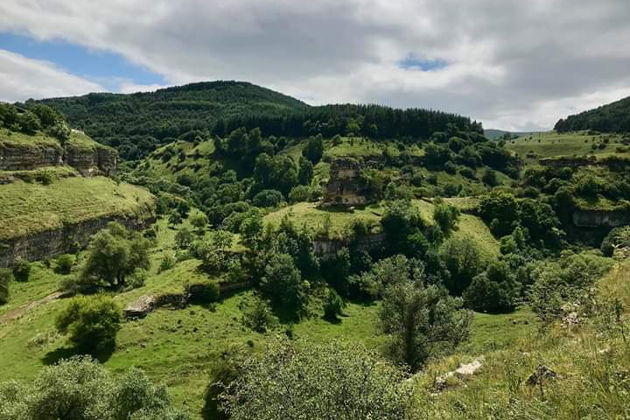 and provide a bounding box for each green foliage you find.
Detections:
[253,153,298,195]
[220,341,412,420]
[78,222,152,291]
[241,296,278,333]
[189,210,209,233]
[303,135,324,163]
[381,200,428,256]
[350,254,424,299]
[12,257,31,282]
[175,227,195,249]
[323,289,345,321]
[0,357,187,419]
[432,200,460,236]
[479,191,519,237]
[260,253,308,317]
[185,280,220,304]
[297,156,313,185]
[54,254,76,275]
[252,189,284,208]
[440,237,485,295]
[159,252,177,273]
[555,95,630,133]
[380,278,472,371]
[55,295,122,353]
[463,260,519,313]
[528,251,613,323]
[600,226,630,257]
[0,269,11,305]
